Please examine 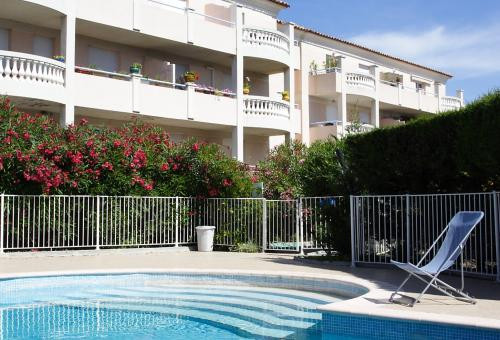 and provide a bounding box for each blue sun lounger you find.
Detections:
[389,211,484,307]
